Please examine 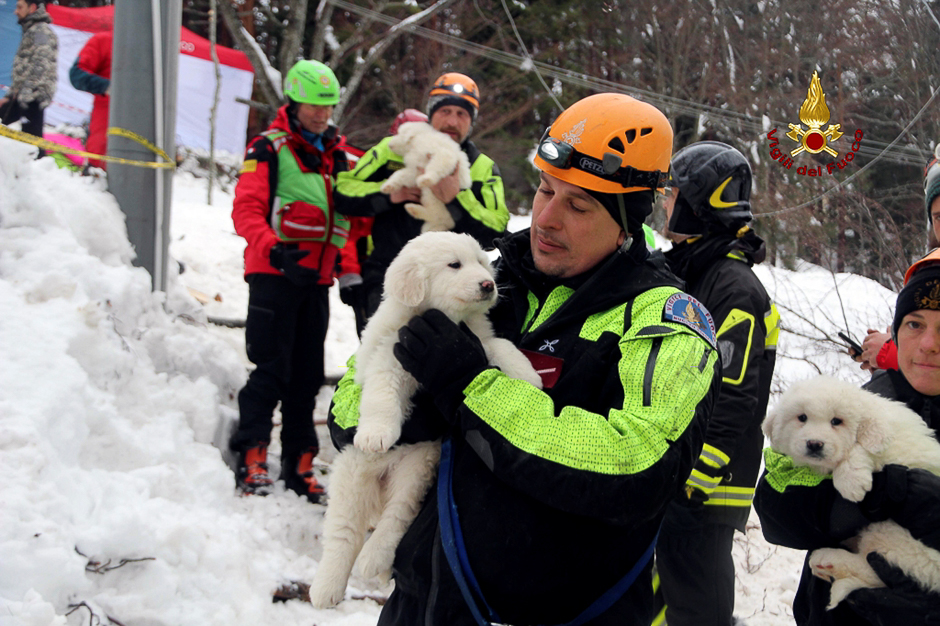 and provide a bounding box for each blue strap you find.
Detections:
[437,438,659,626]
[438,438,500,625]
